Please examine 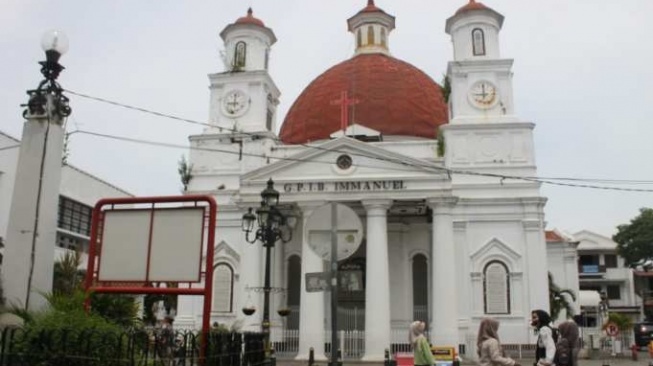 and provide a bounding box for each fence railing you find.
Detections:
[0,327,265,366]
